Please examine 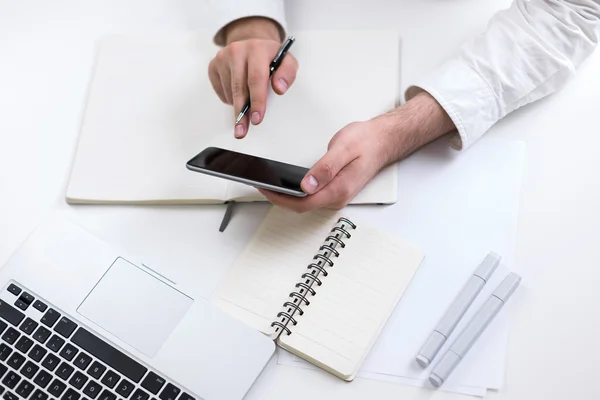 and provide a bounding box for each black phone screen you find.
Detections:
[186,147,309,194]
